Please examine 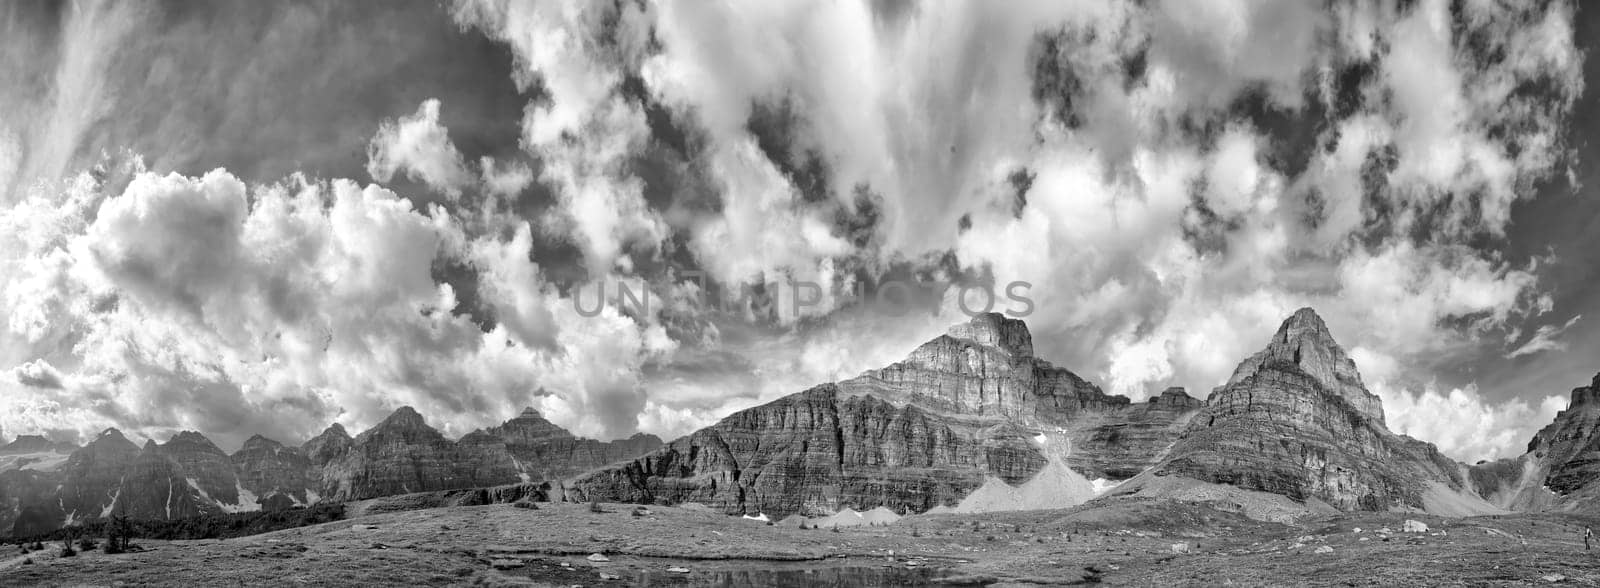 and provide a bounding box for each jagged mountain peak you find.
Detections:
[1227,307,1384,424]
[356,406,445,445]
[946,312,1034,358]
[363,407,434,436]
